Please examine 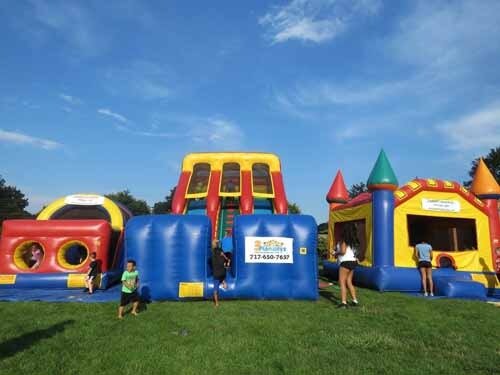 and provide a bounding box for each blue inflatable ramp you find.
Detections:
[434,274,487,300]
